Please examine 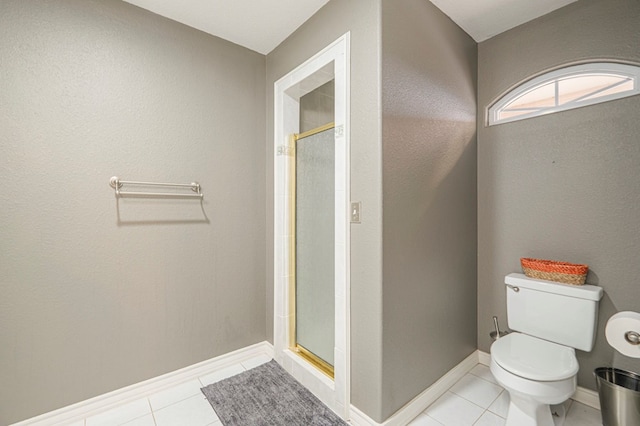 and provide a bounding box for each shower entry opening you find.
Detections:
[289,122,336,379]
